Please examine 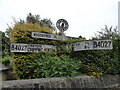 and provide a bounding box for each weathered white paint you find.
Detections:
[74,40,113,51]
[10,43,56,53]
[10,40,113,52]
[74,41,93,51]
[32,32,68,40]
